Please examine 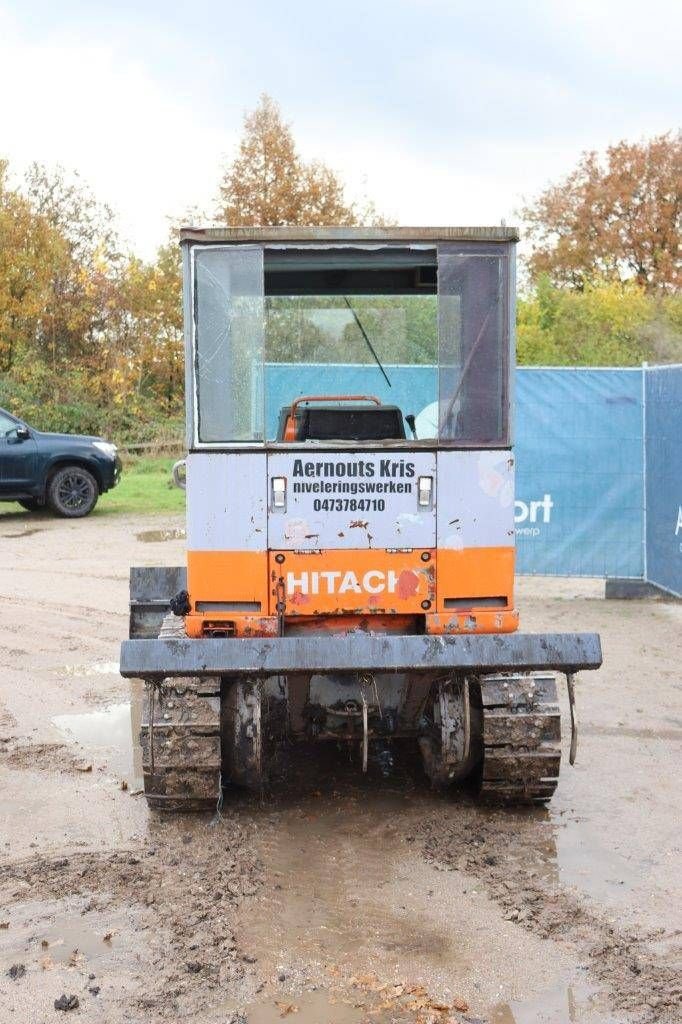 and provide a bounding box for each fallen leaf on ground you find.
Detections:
[352,972,379,988]
[275,1002,299,1017]
[451,996,469,1012]
[406,997,431,1011]
[416,1013,441,1024]
[40,956,54,970]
